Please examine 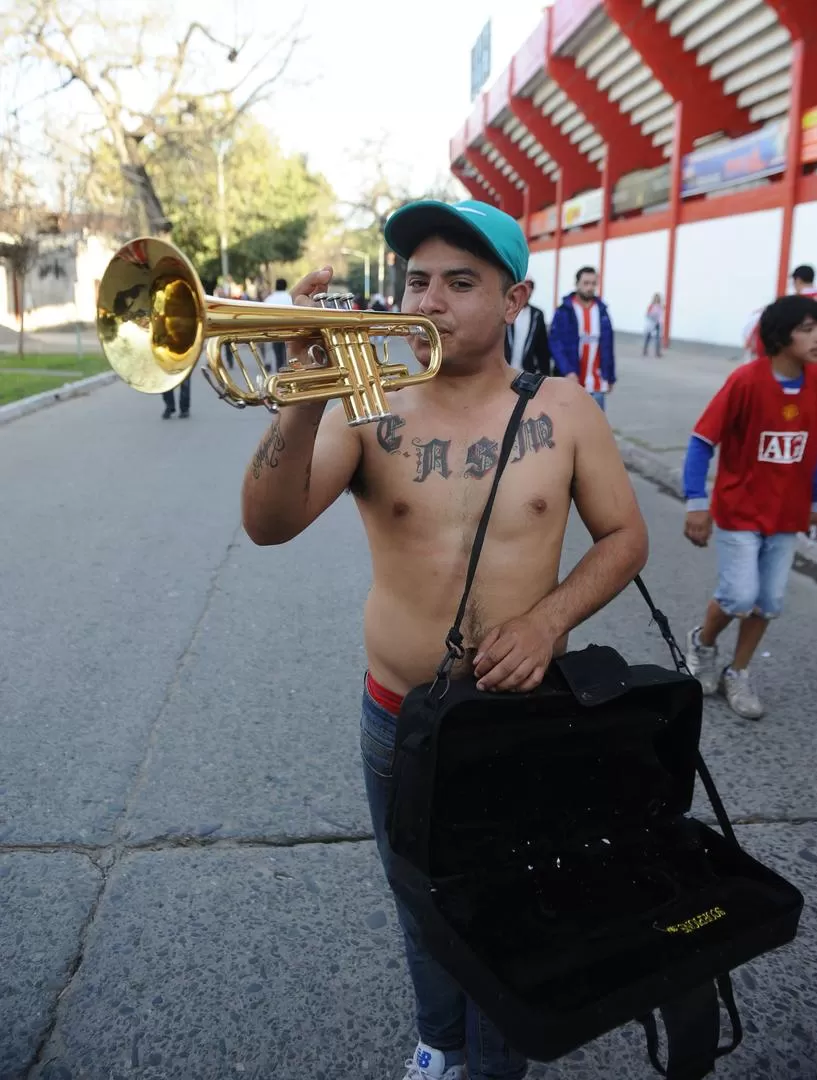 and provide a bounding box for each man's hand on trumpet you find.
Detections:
[285,265,334,368]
